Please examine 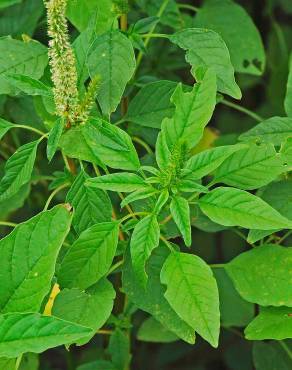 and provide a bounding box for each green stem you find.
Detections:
[221,99,263,122]
[178,3,199,12]
[15,355,23,370]
[132,136,154,154]
[277,230,292,245]
[0,221,17,228]
[136,0,170,70]
[119,212,150,224]
[209,263,225,268]
[280,341,292,360]
[160,235,174,252]
[44,183,70,210]
[107,259,124,276]
[141,33,169,39]
[14,124,47,137]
